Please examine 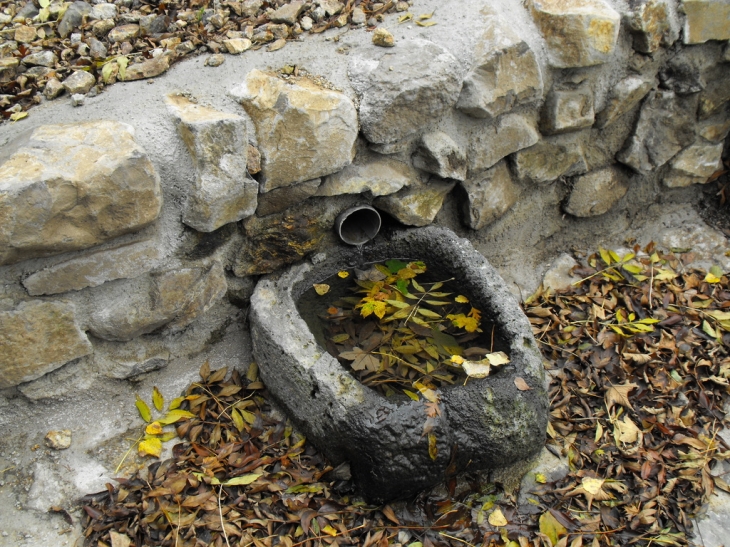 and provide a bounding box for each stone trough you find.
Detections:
[250,225,548,501]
